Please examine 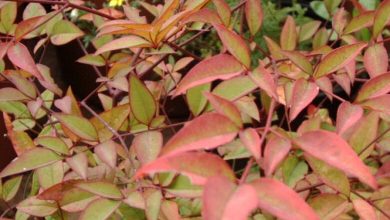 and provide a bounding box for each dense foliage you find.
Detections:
[0,0,390,219]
